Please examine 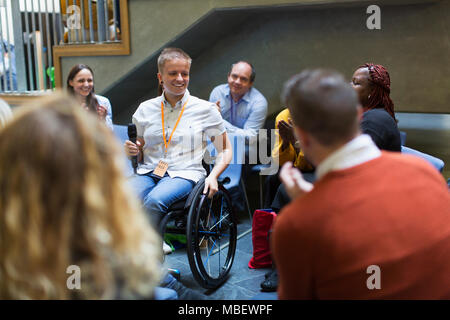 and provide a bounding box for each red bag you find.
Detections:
[248,209,277,269]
